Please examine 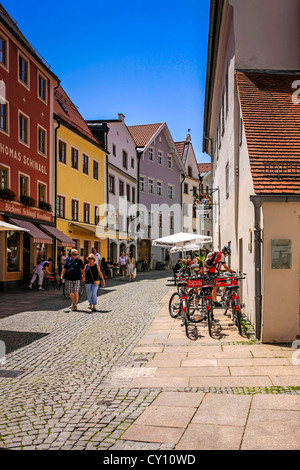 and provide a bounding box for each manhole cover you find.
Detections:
[97,400,113,406]
[0,370,25,378]
[134,358,148,362]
